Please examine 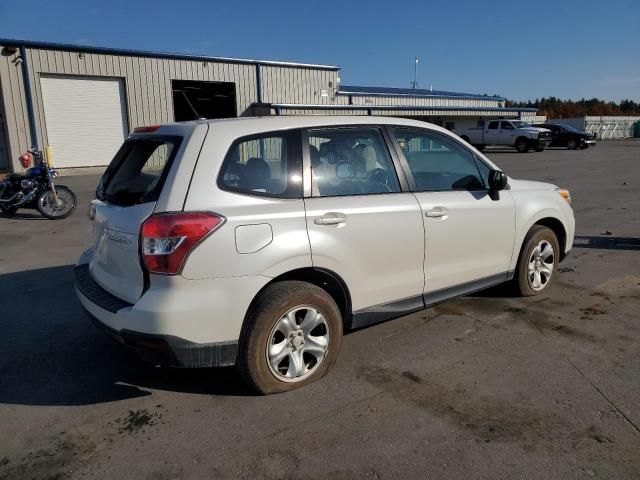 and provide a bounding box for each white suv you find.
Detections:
[75,116,575,393]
